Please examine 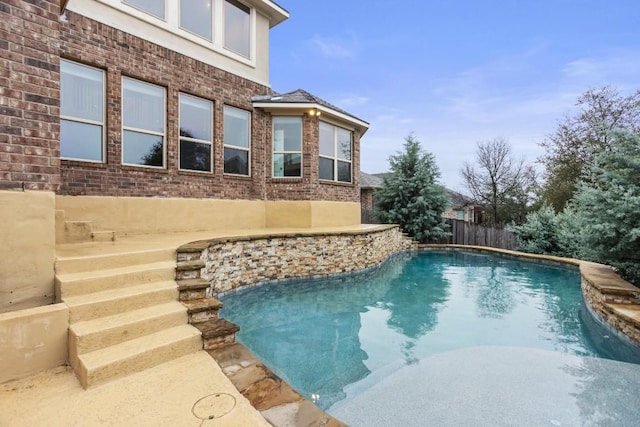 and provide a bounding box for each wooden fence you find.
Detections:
[442,219,517,250]
[360,210,517,250]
